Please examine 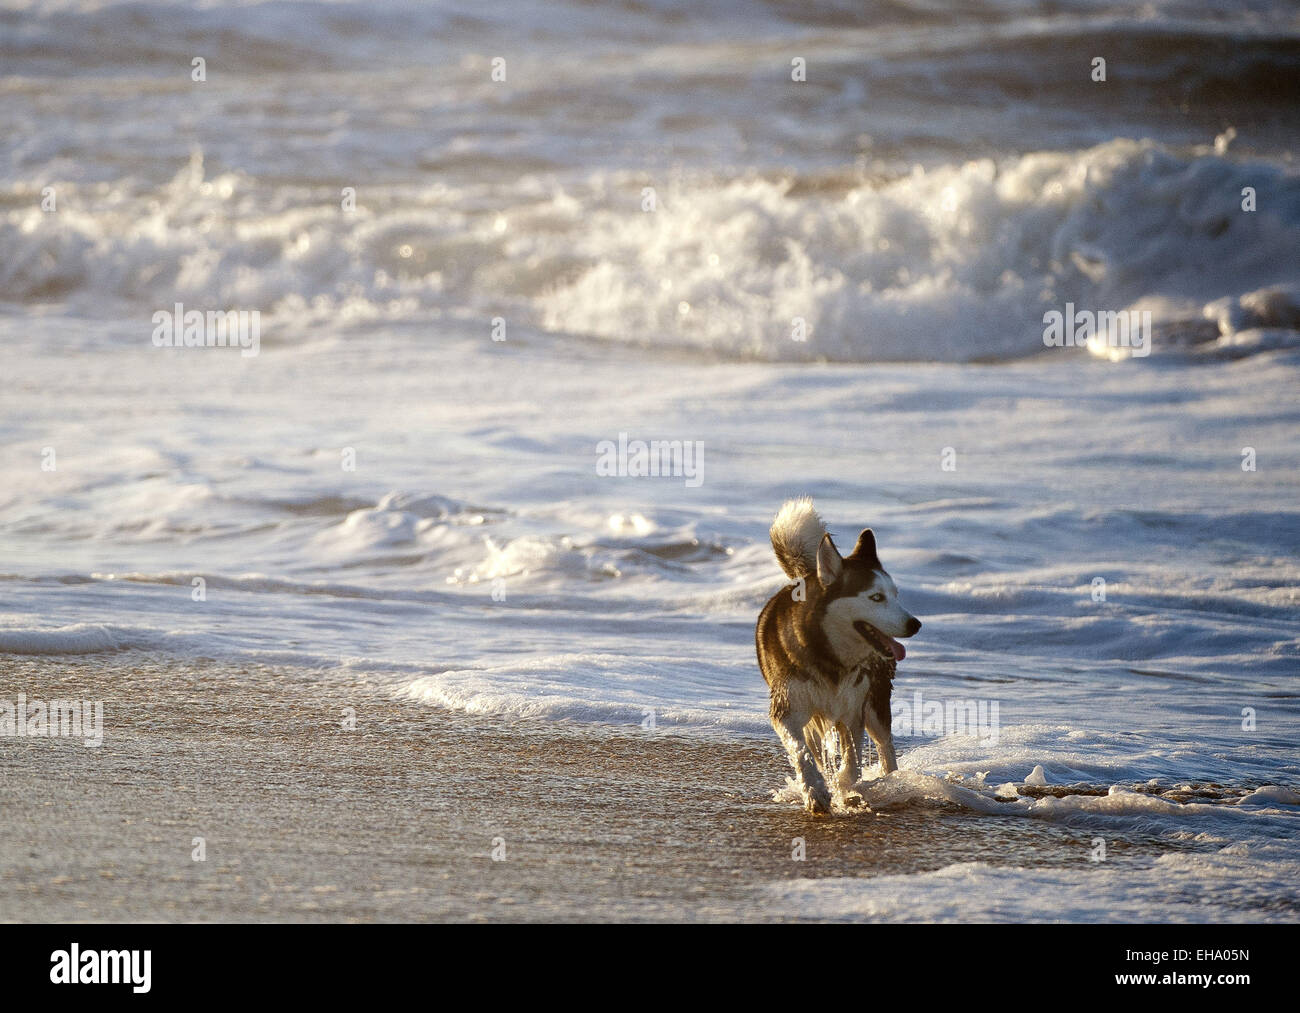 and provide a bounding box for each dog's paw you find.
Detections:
[805,787,832,815]
[841,793,864,809]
